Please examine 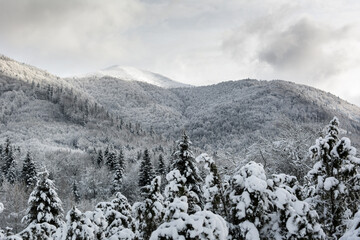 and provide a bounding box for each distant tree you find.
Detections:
[106,151,116,171]
[138,149,155,195]
[96,150,103,167]
[21,151,37,188]
[156,154,166,177]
